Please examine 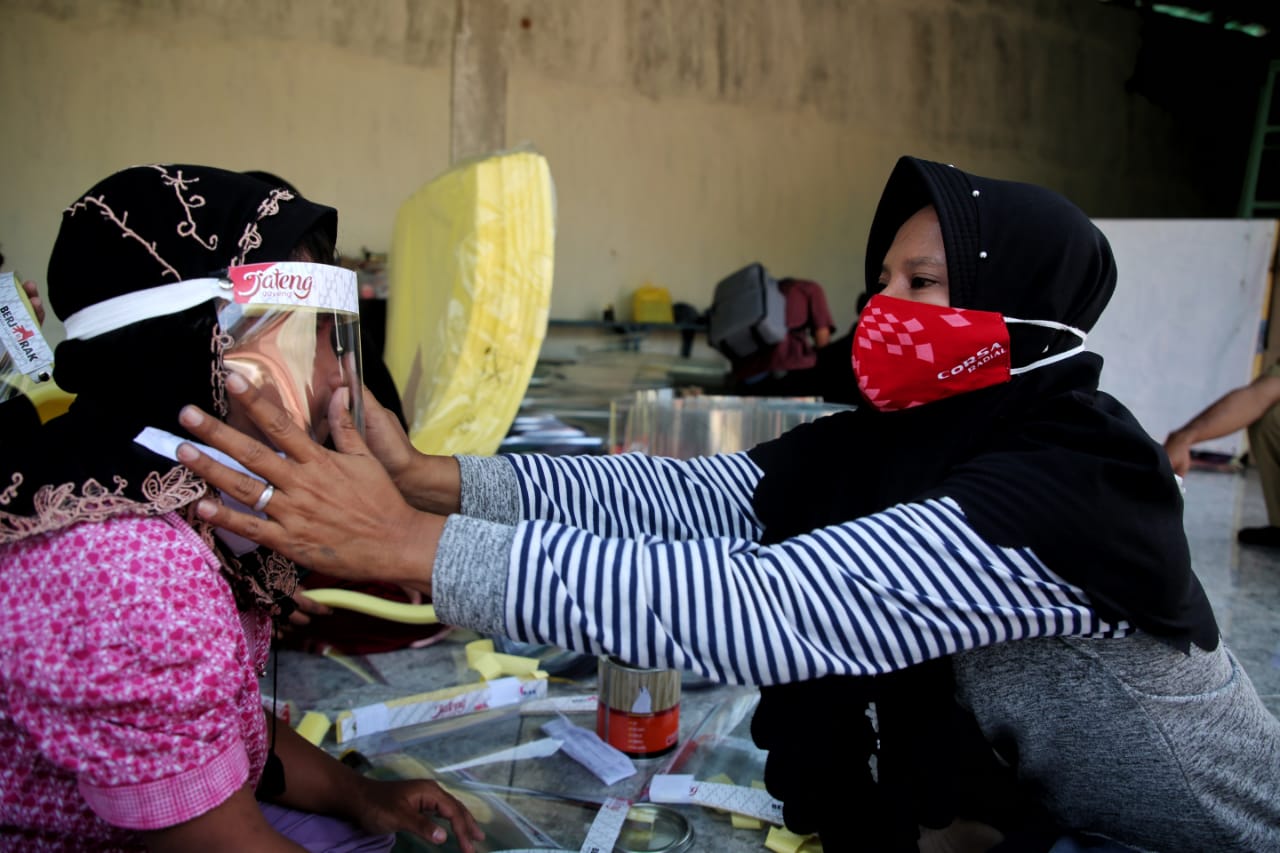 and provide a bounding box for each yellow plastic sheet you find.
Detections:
[386,150,555,456]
